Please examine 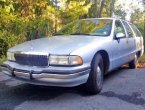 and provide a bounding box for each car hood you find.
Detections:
[9,35,107,55]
